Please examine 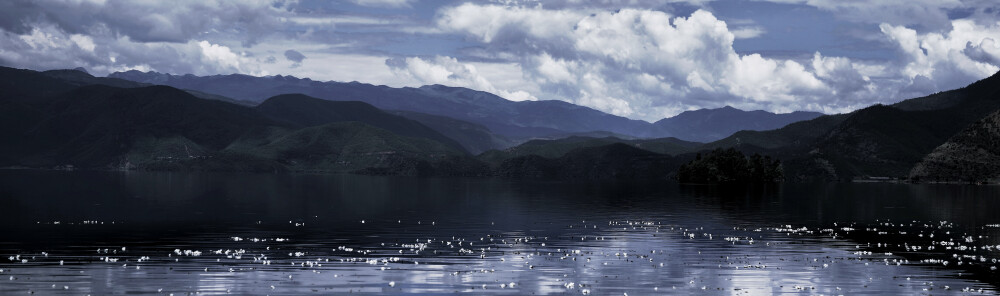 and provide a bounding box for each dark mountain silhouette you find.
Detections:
[0,66,695,179]
[478,136,700,165]
[705,70,1000,180]
[224,122,465,173]
[16,64,1000,181]
[0,66,469,173]
[703,114,849,150]
[0,66,81,102]
[391,111,514,155]
[909,109,1000,182]
[254,94,466,153]
[35,68,255,105]
[41,69,145,88]
[9,84,276,168]
[108,70,823,143]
